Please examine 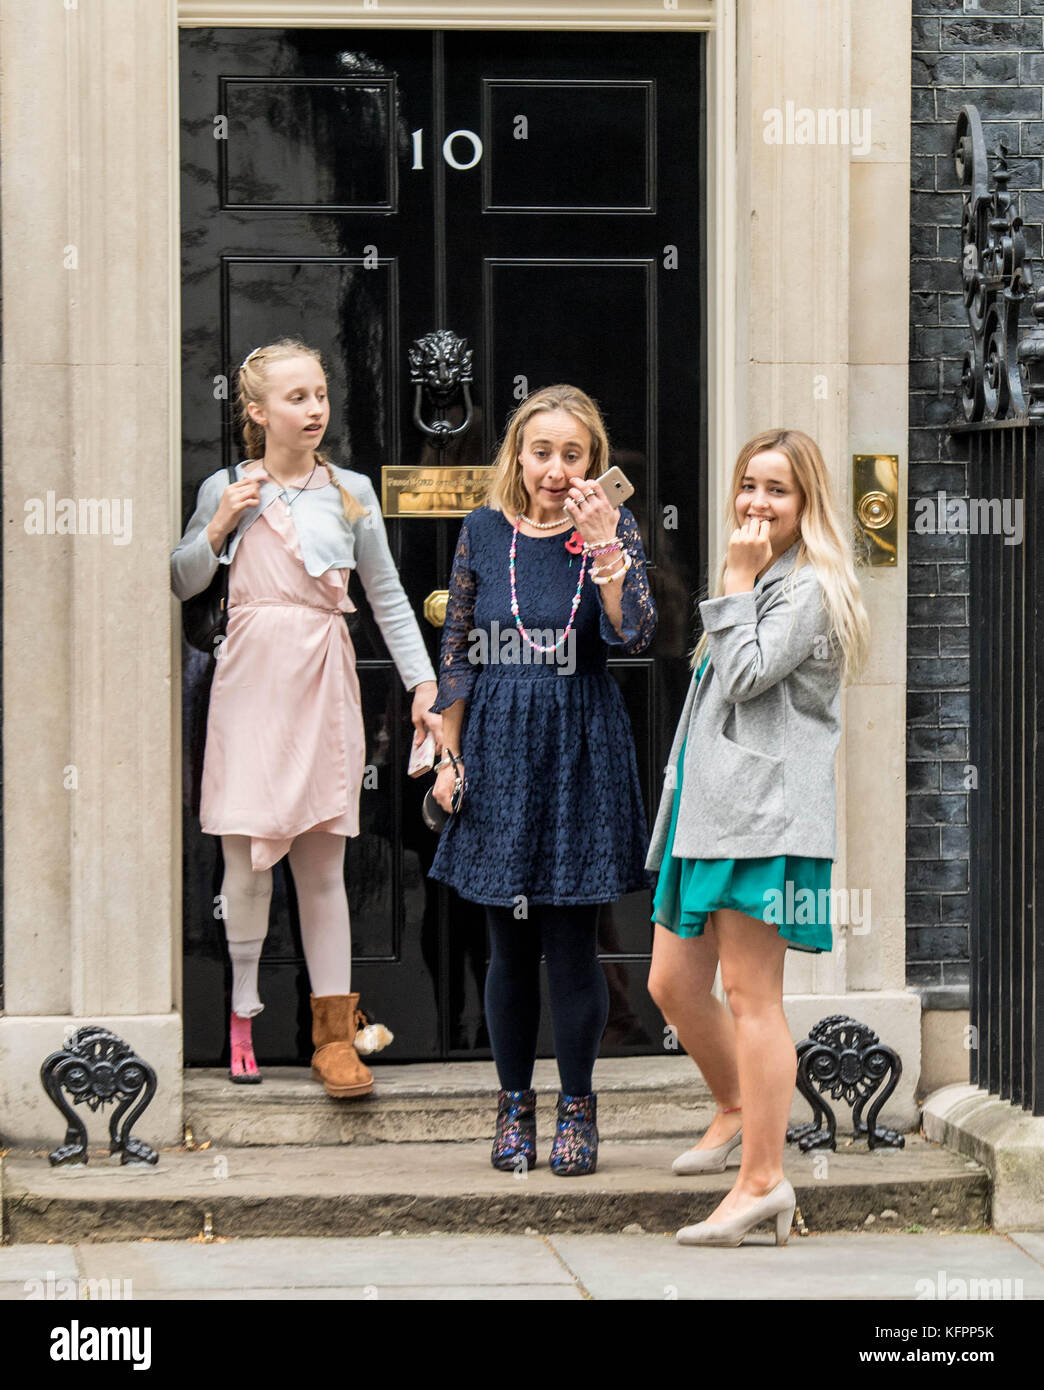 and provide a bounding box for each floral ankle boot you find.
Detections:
[491,1089,537,1172]
[549,1093,598,1176]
